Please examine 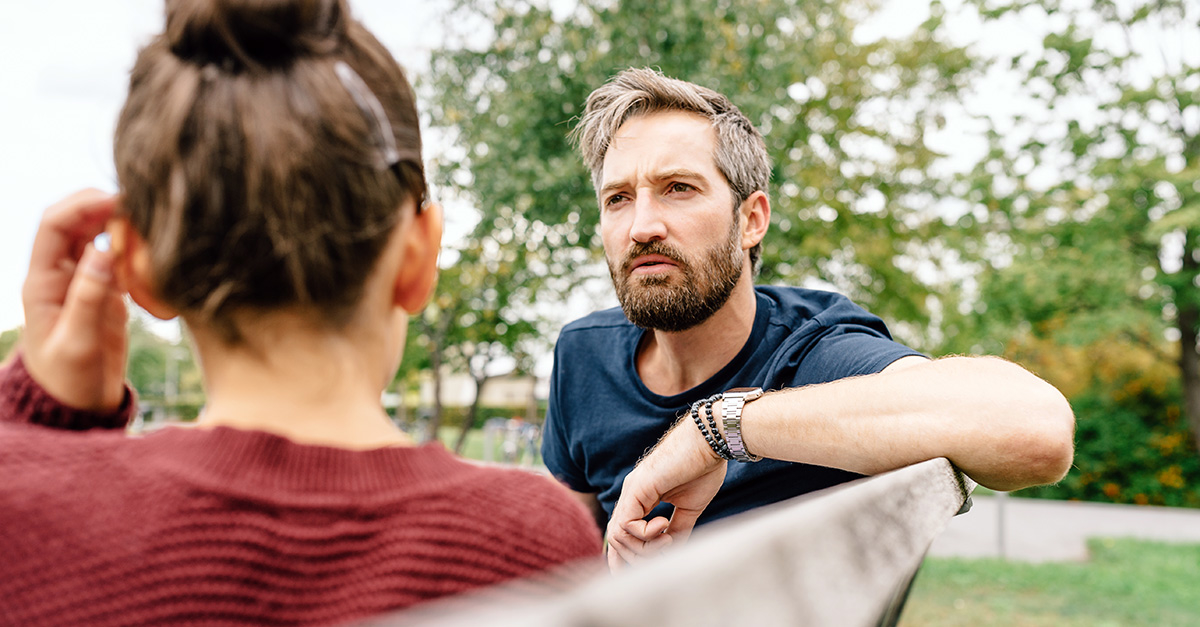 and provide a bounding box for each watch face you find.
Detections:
[726,387,763,400]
